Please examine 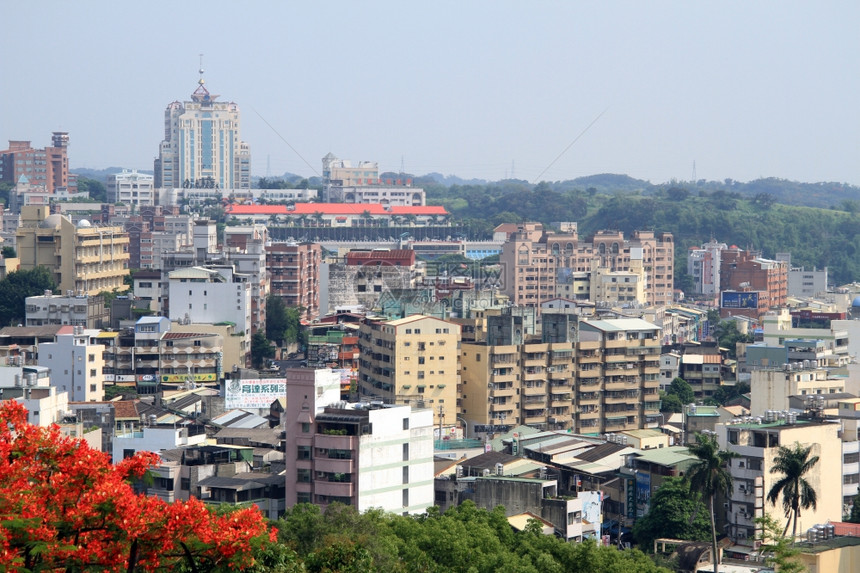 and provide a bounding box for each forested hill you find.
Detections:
[425,183,860,287]
[420,174,860,211]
